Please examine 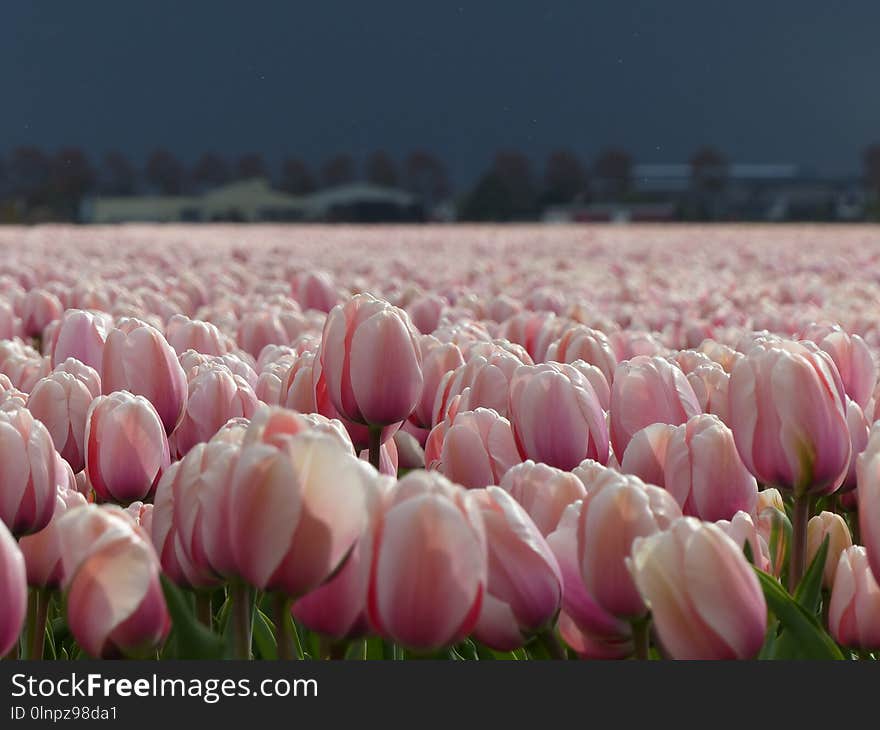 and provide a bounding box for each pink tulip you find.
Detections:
[425,407,521,488]
[407,293,445,335]
[661,414,758,521]
[152,441,241,587]
[102,318,188,434]
[499,460,587,536]
[577,473,681,618]
[293,473,390,640]
[368,470,487,652]
[546,502,632,651]
[546,325,618,383]
[319,293,423,427]
[409,336,464,430]
[841,397,870,492]
[609,355,701,460]
[620,422,678,488]
[627,517,767,659]
[0,405,65,536]
[857,427,880,584]
[166,314,231,356]
[290,270,338,313]
[393,428,426,470]
[56,504,170,658]
[802,324,876,409]
[557,611,633,660]
[508,363,609,470]
[84,392,171,504]
[19,486,88,588]
[171,366,258,458]
[27,368,101,473]
[828,546,880,649]
[470,487,563,650]
[715,510,771,573]
[229,431,371,597]
[0,519,27,657]
[242,405,354,454]
[432,347,523,425]
[728,340,850,496]
[50,309,114,371]
[806,511,852,589]
[21,289,63,338]
[236,309,288,358]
